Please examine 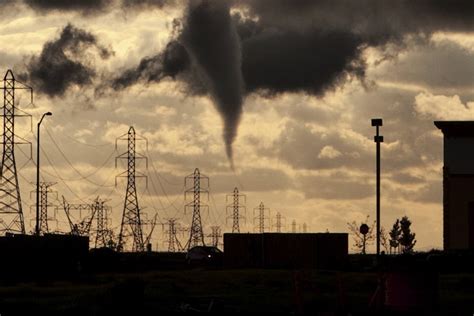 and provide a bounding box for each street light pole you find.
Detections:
[35,112,52,236]
[372,118,383,256]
